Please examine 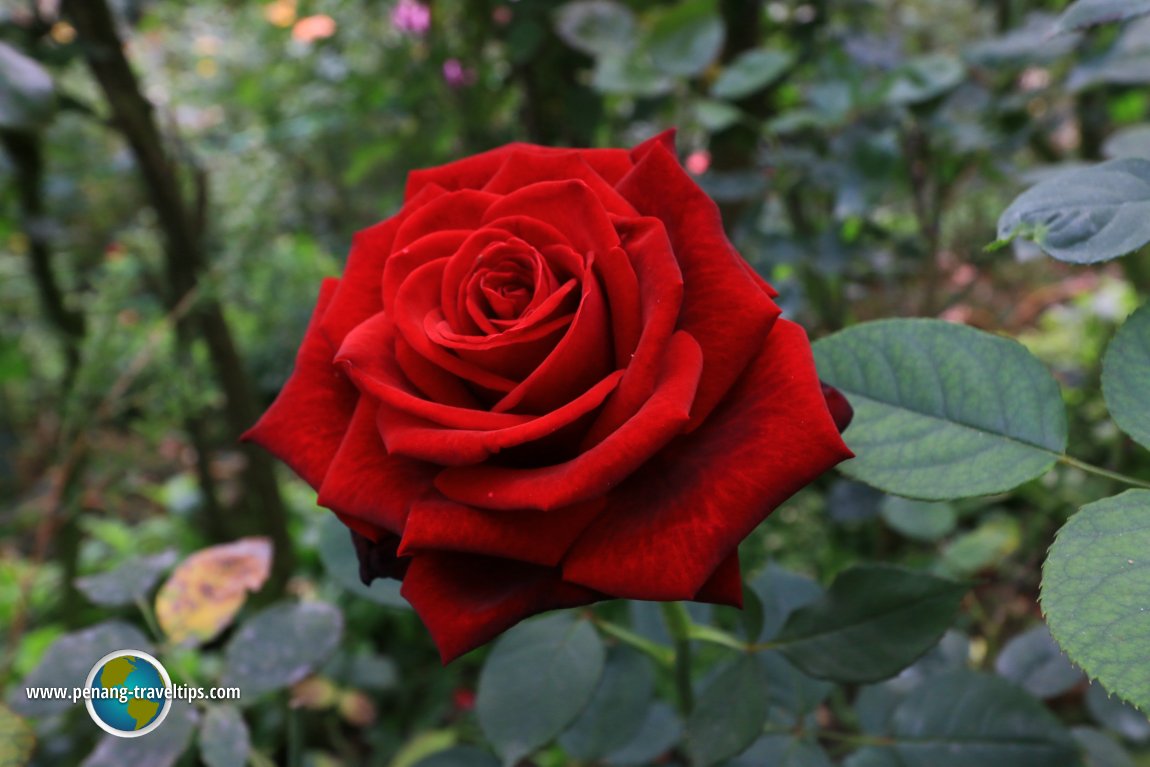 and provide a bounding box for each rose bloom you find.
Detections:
[246,132,853,662]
